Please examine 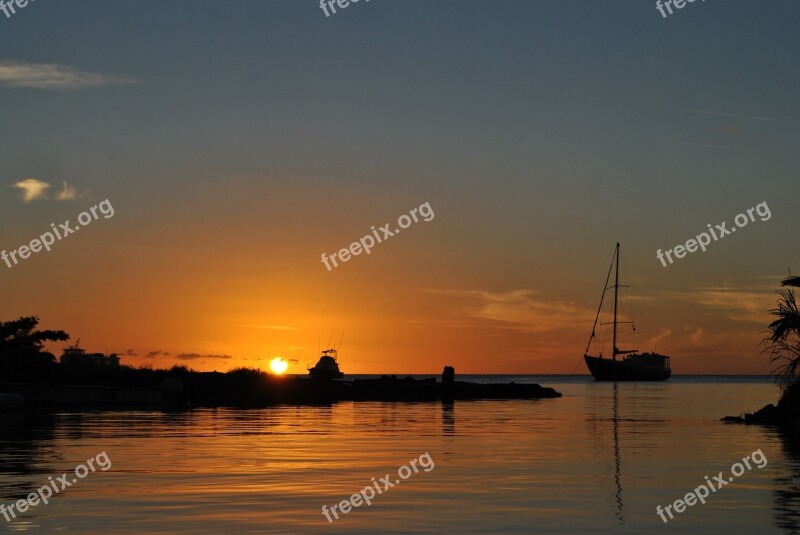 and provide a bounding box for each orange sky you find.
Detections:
[9,202,786,376]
